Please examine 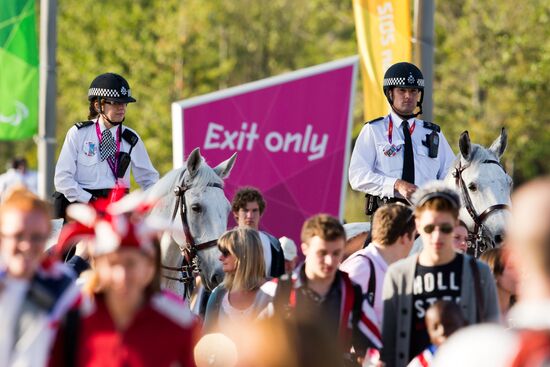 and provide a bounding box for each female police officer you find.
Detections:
[53,73,159,219]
